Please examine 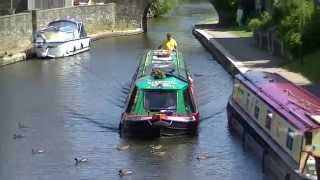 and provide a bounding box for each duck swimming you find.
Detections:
[196,154,213,161]
[32,149,45,154]
[118,169,133,176]
[116,144,130,151]
[74,157,88,165]
[13,134,25,139]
